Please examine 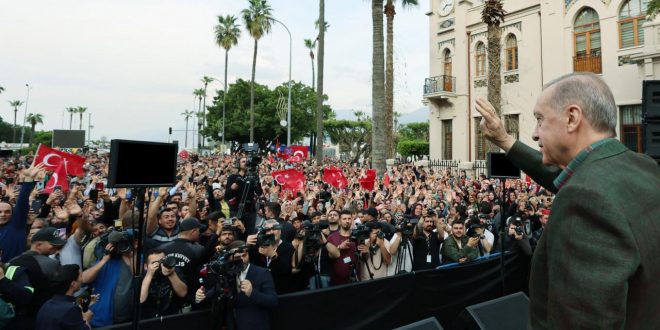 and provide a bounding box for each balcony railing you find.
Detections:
[573,53,602,74]
[424,75,456,95]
